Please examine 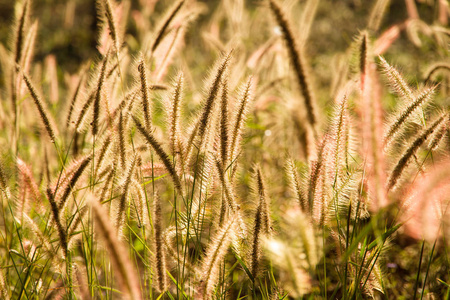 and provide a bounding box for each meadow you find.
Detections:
[0,0,450,299]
